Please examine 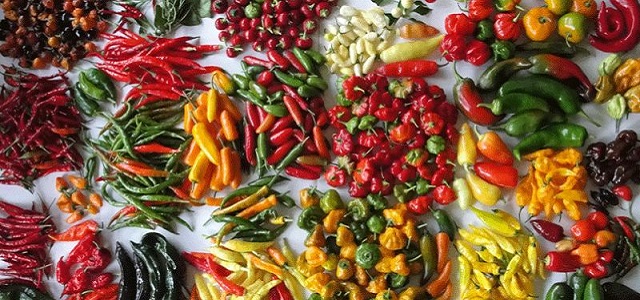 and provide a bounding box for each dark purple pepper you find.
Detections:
[586,142,607,161]
[616,130,638,144]
[530,219,565,242]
